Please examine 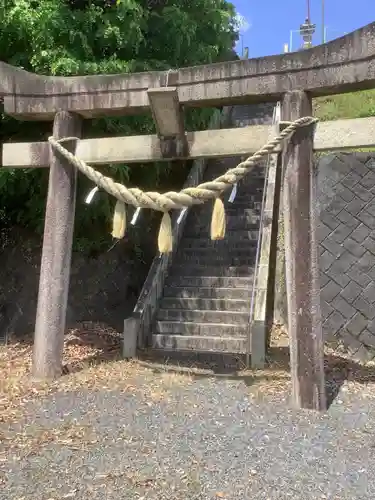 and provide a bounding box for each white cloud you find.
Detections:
[234,13,251,33]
